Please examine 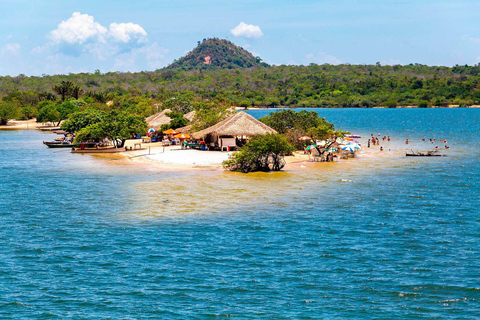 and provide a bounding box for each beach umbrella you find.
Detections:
[148,128,155,133]
[174,133,190,139]
[347,135,361,138]
[305,145,317,150]
[342,145,357,152]
[345,137,354,141]
[162,128,179,135]
[298,136,312,141]
[346,142,361,150]
[325,147,338,152]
